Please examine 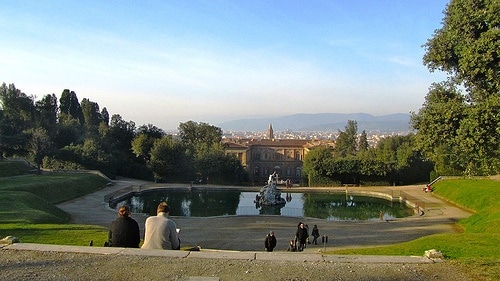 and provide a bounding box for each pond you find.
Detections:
[113,188,414,221]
